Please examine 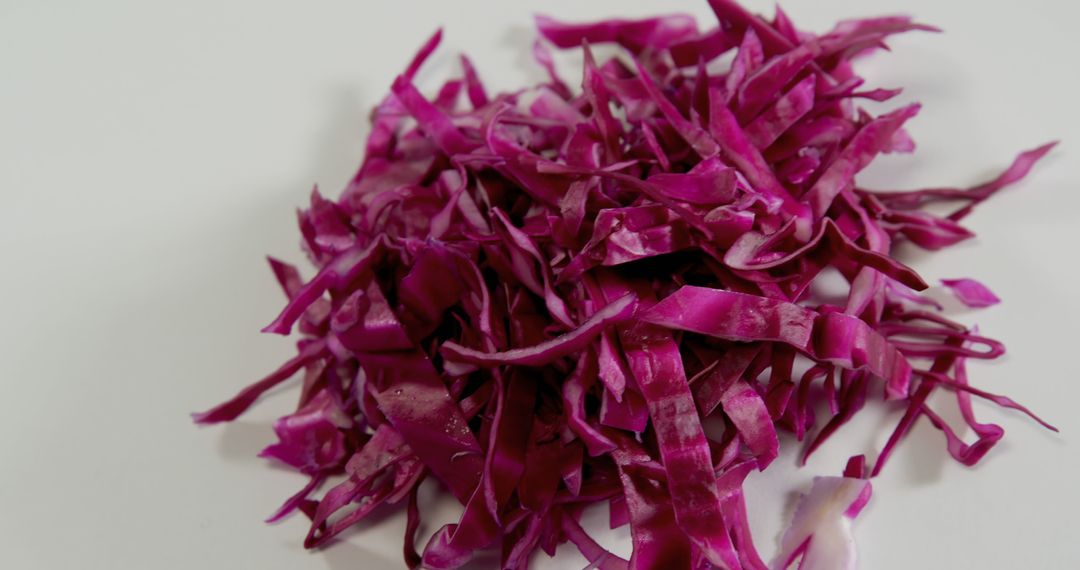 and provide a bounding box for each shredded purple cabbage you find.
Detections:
[195,2,1057,568]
